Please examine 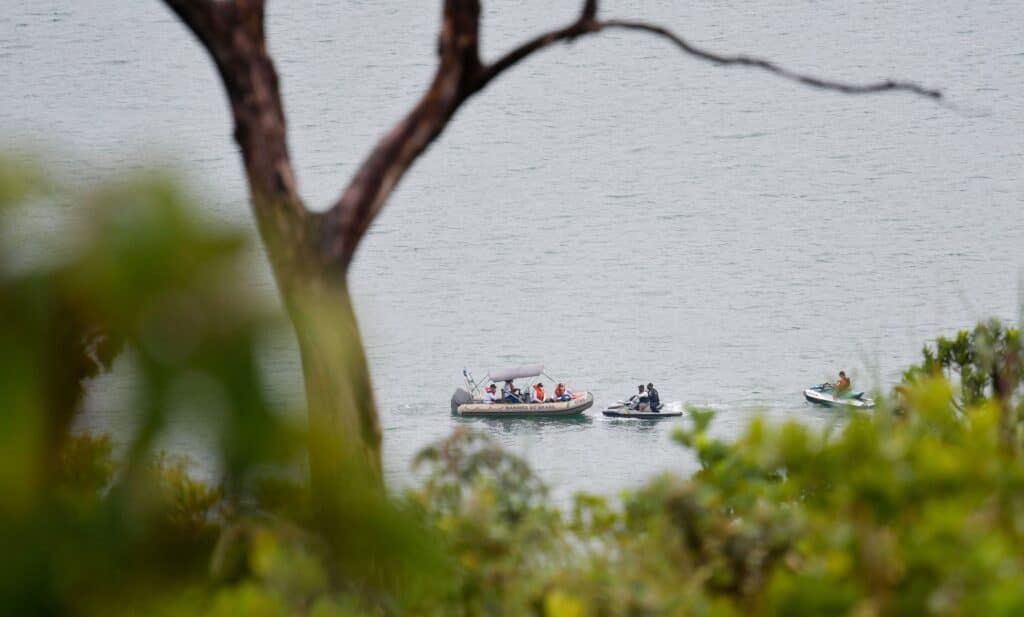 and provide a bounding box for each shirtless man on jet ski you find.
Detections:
[834,371,851,397]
